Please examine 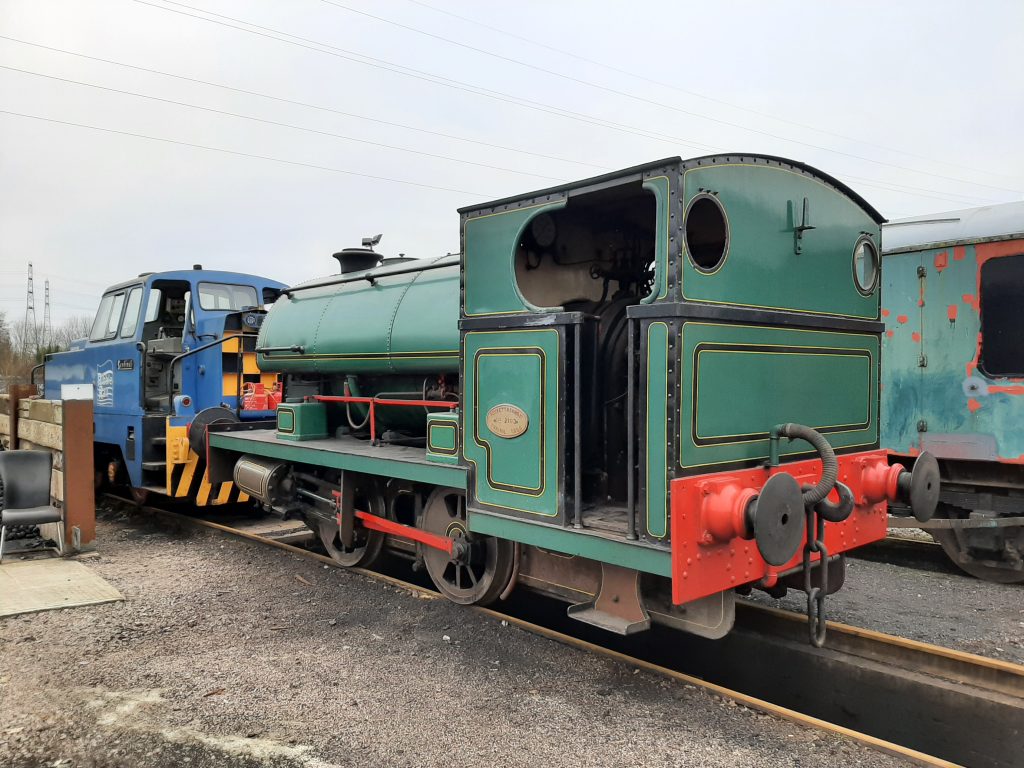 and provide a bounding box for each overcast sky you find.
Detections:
[2,0,1022,325]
